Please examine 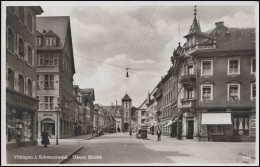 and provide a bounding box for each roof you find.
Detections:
[36,16,70,48]
[216,40,255,51]
[122,94,132,101]
[102,106,123,117]
[81,88,95,101]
